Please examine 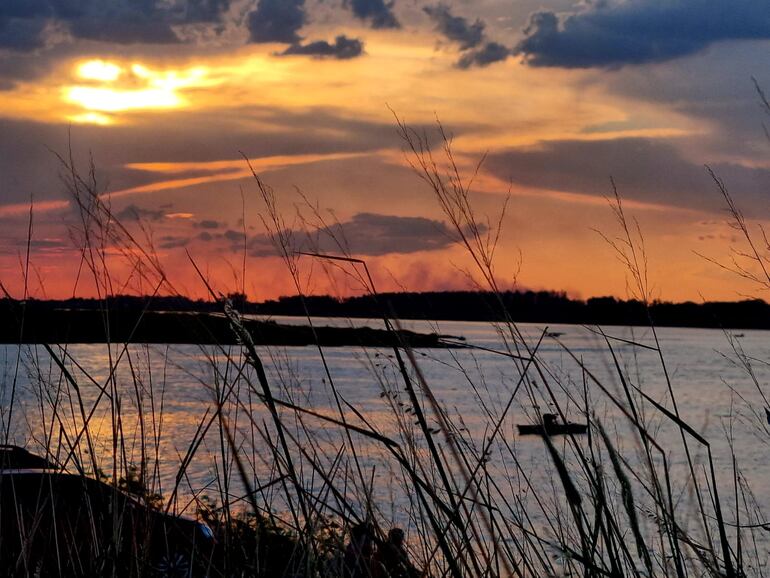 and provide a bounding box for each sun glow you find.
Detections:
[67,111,112,125]
[64,59,212,121]
[77,60,122,82]
[65,86,183,112]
